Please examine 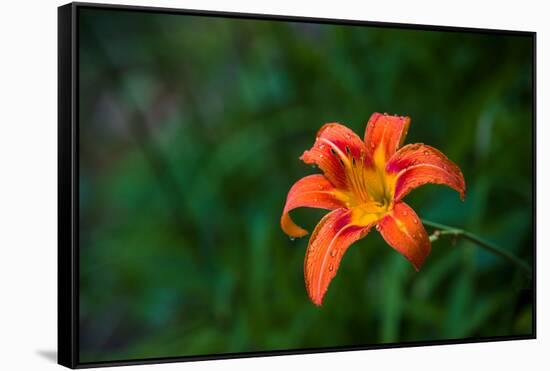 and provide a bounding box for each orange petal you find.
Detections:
[304,208,372,306]
[377,202,431,270]
[386,143,466,201]
[300,123,371,189]
[364,113,410,163]
[281,174,347,238]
